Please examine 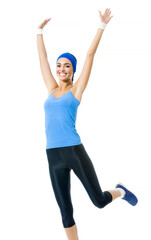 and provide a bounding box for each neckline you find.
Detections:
[52,87,72,99]
[51,86,80,104]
